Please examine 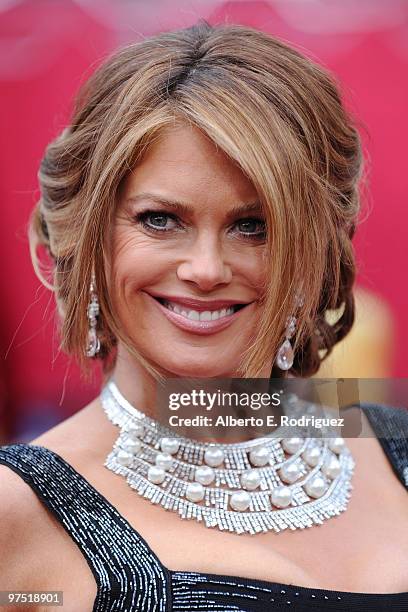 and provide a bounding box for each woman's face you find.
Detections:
[111,121,268,377]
